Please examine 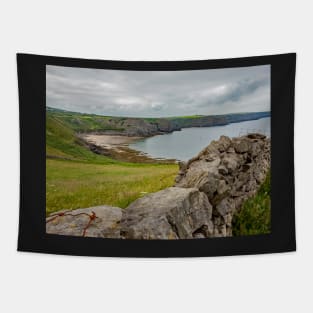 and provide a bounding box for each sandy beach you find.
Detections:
[80,134,175,164]
[81,134,142,148]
